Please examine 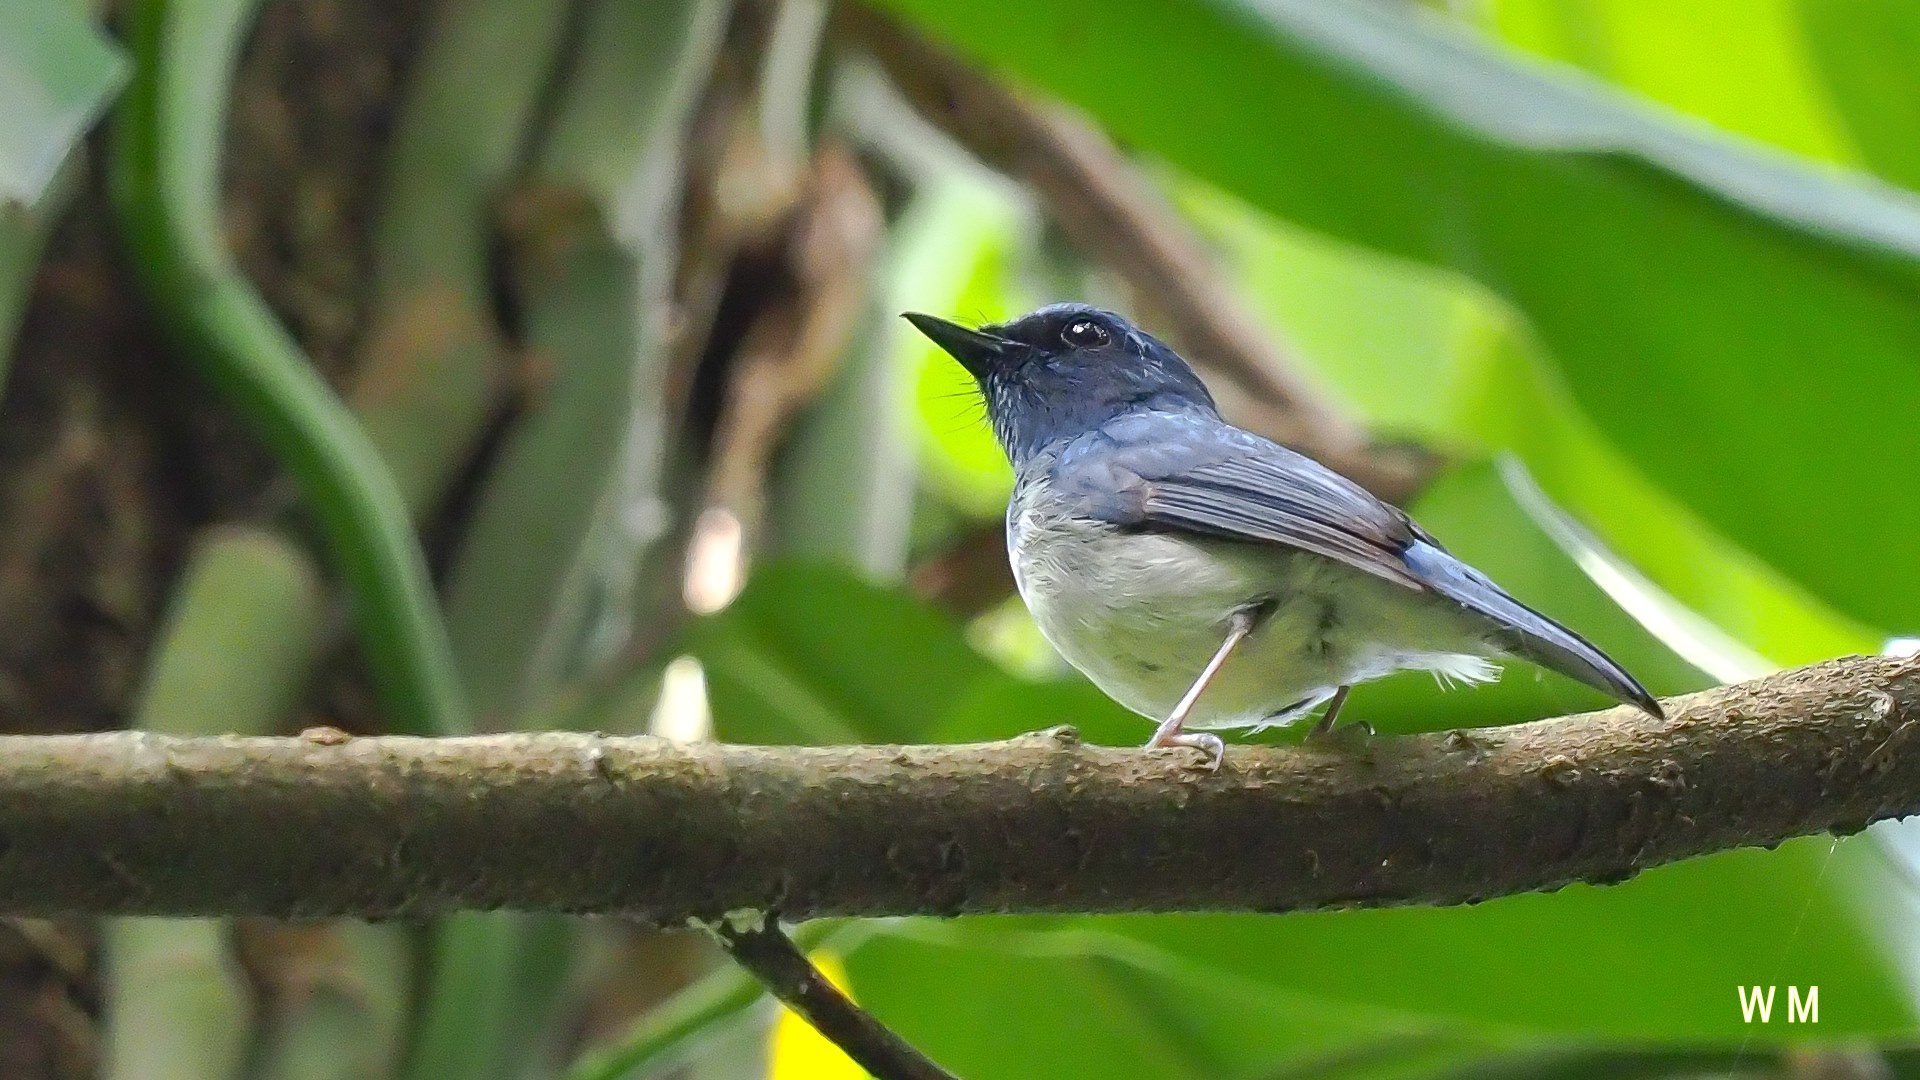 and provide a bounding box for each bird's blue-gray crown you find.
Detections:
[903,304,1216,466]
